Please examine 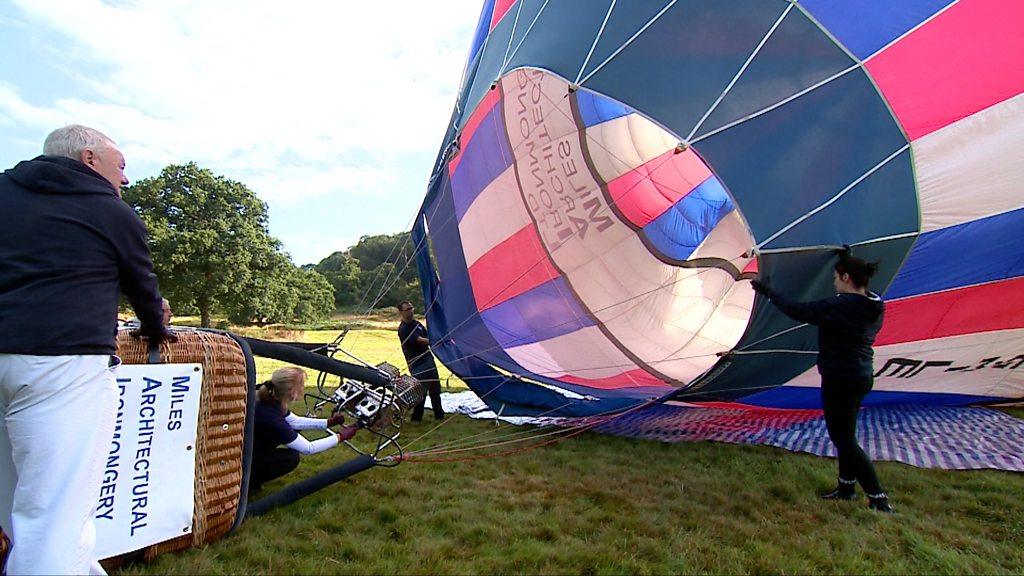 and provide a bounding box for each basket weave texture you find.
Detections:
[115,329,248,560]
[0,330,248,567]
